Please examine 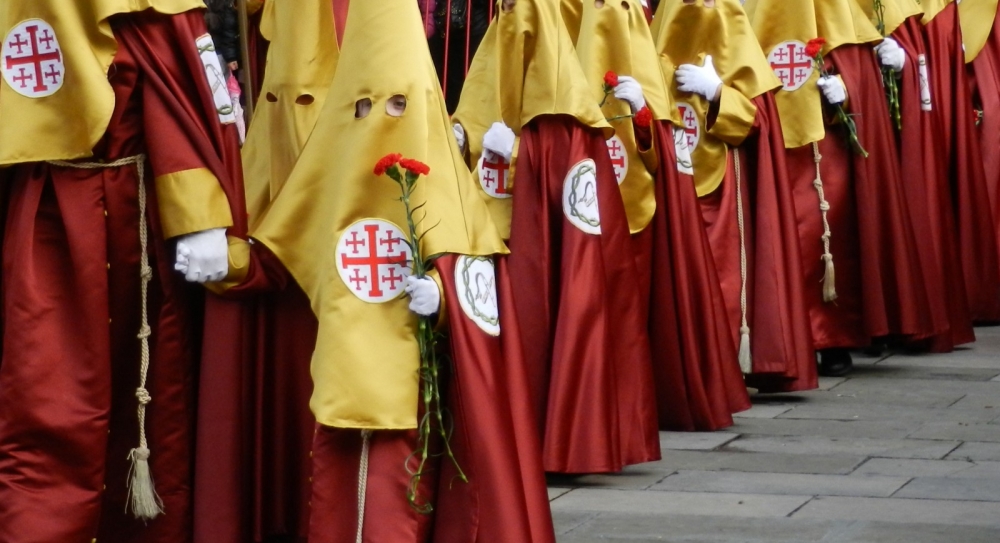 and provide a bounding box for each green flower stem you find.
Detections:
[874,0,902,130]
[813,53,868,157]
